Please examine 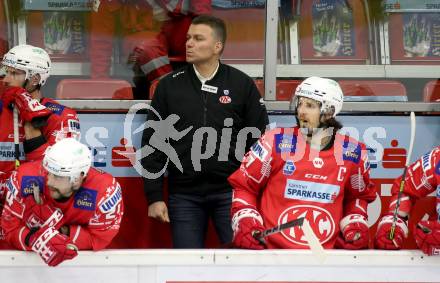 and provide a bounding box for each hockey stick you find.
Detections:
[254,217,305,241]
[258,218,326,263]
[389,111,416,241]
[13,106,20,169]
[302,219,326,263]
[259,217,326,263]
[220,217,305,248]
